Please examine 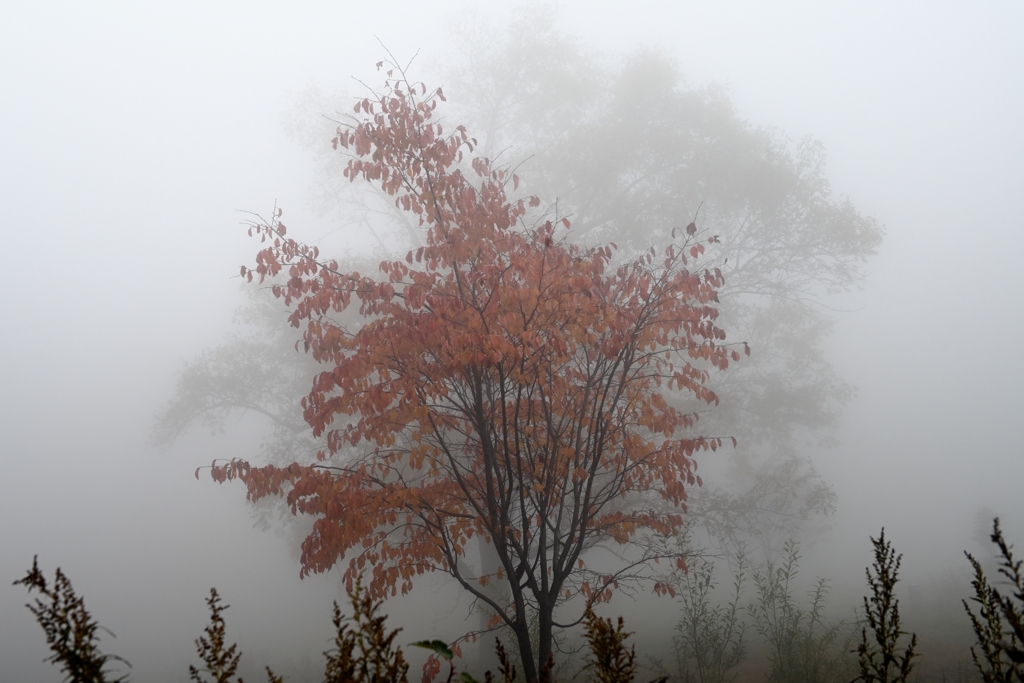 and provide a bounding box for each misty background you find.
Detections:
[1,2,1022,681]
